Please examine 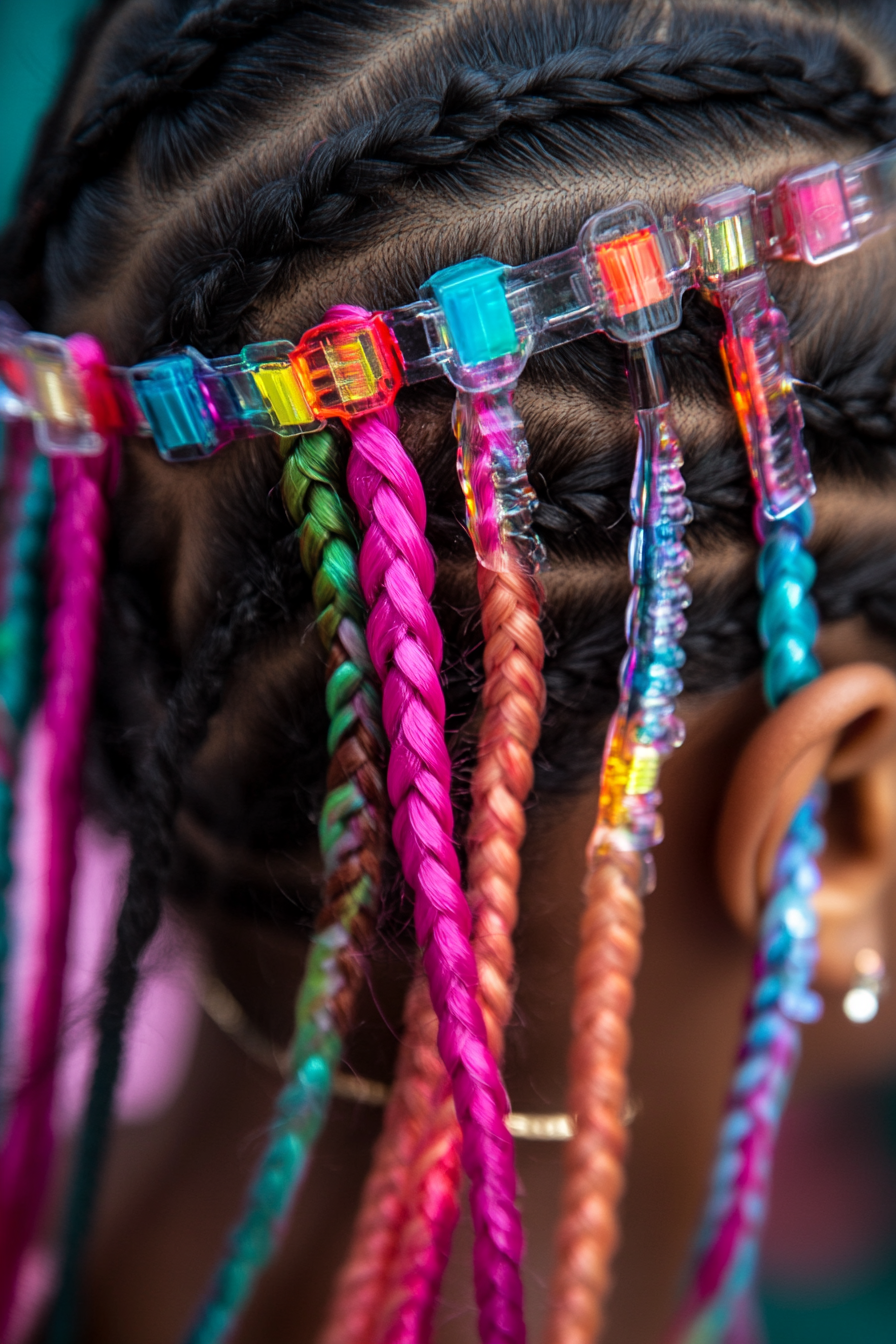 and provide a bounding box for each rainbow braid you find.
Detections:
[335,299,524,1344]
[0,348,115,1333]
[672,502,823,1344]
[185,427,386,1344]
[0,426,52,1062]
